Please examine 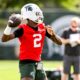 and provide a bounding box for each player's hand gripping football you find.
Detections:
[3,13,22,36]
[8,13,22,28]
